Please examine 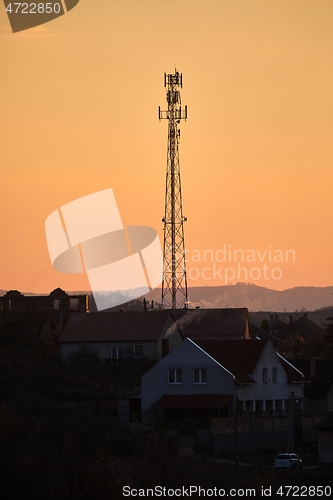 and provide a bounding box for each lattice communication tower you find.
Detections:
[159,70,188,309]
